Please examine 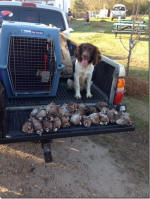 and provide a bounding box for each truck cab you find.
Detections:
[0,1,72,37]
